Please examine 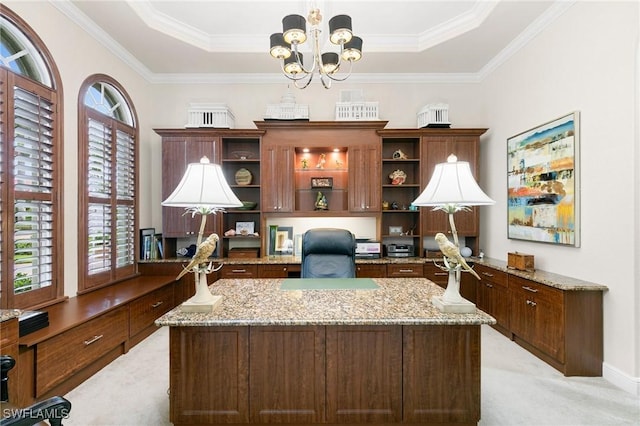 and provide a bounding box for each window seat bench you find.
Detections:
[14,275,177,406]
